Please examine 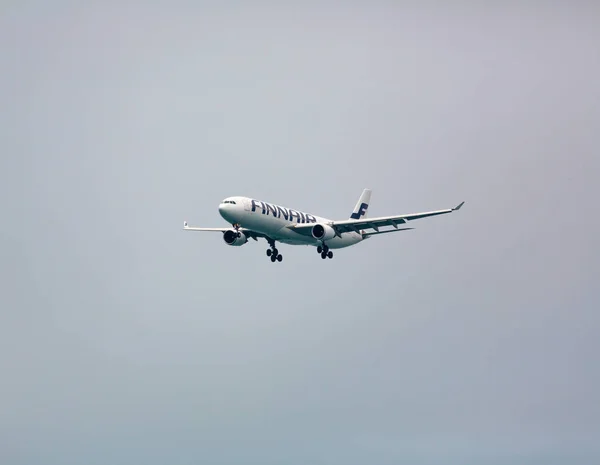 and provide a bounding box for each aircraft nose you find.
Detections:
[219,202,236,222]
